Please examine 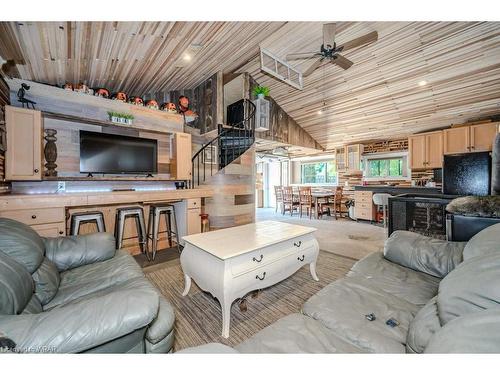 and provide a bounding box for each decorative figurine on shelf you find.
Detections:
[145,99,159,110]
[129,96,144,106]
[160,102,177,113]
[75,83,90,94]
[112,92,128,103]
[177,95,197,118]
[44,129,58,177]
[63,83,74,91]
[17,83,36,109]
[94,88,110,98]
